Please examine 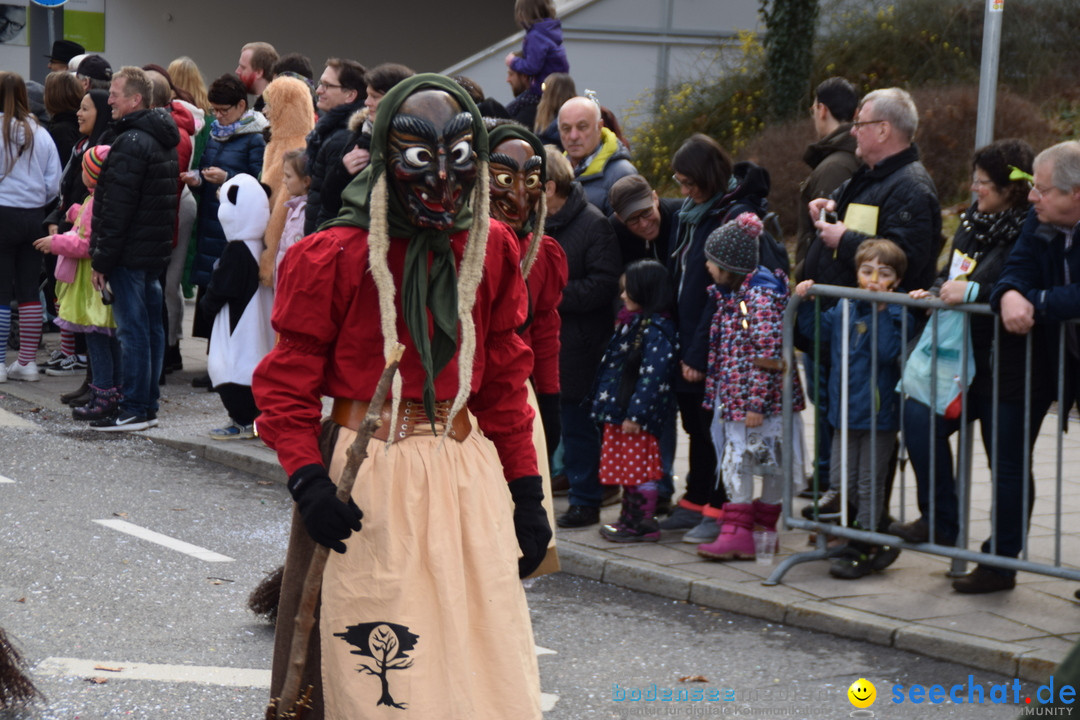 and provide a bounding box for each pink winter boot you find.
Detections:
[697,503,755,560]
[753,499,782,532]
